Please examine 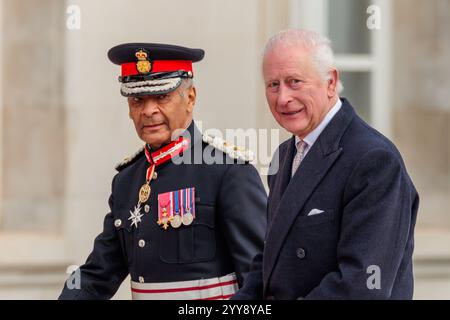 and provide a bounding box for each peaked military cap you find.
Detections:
[108,43,205,97]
